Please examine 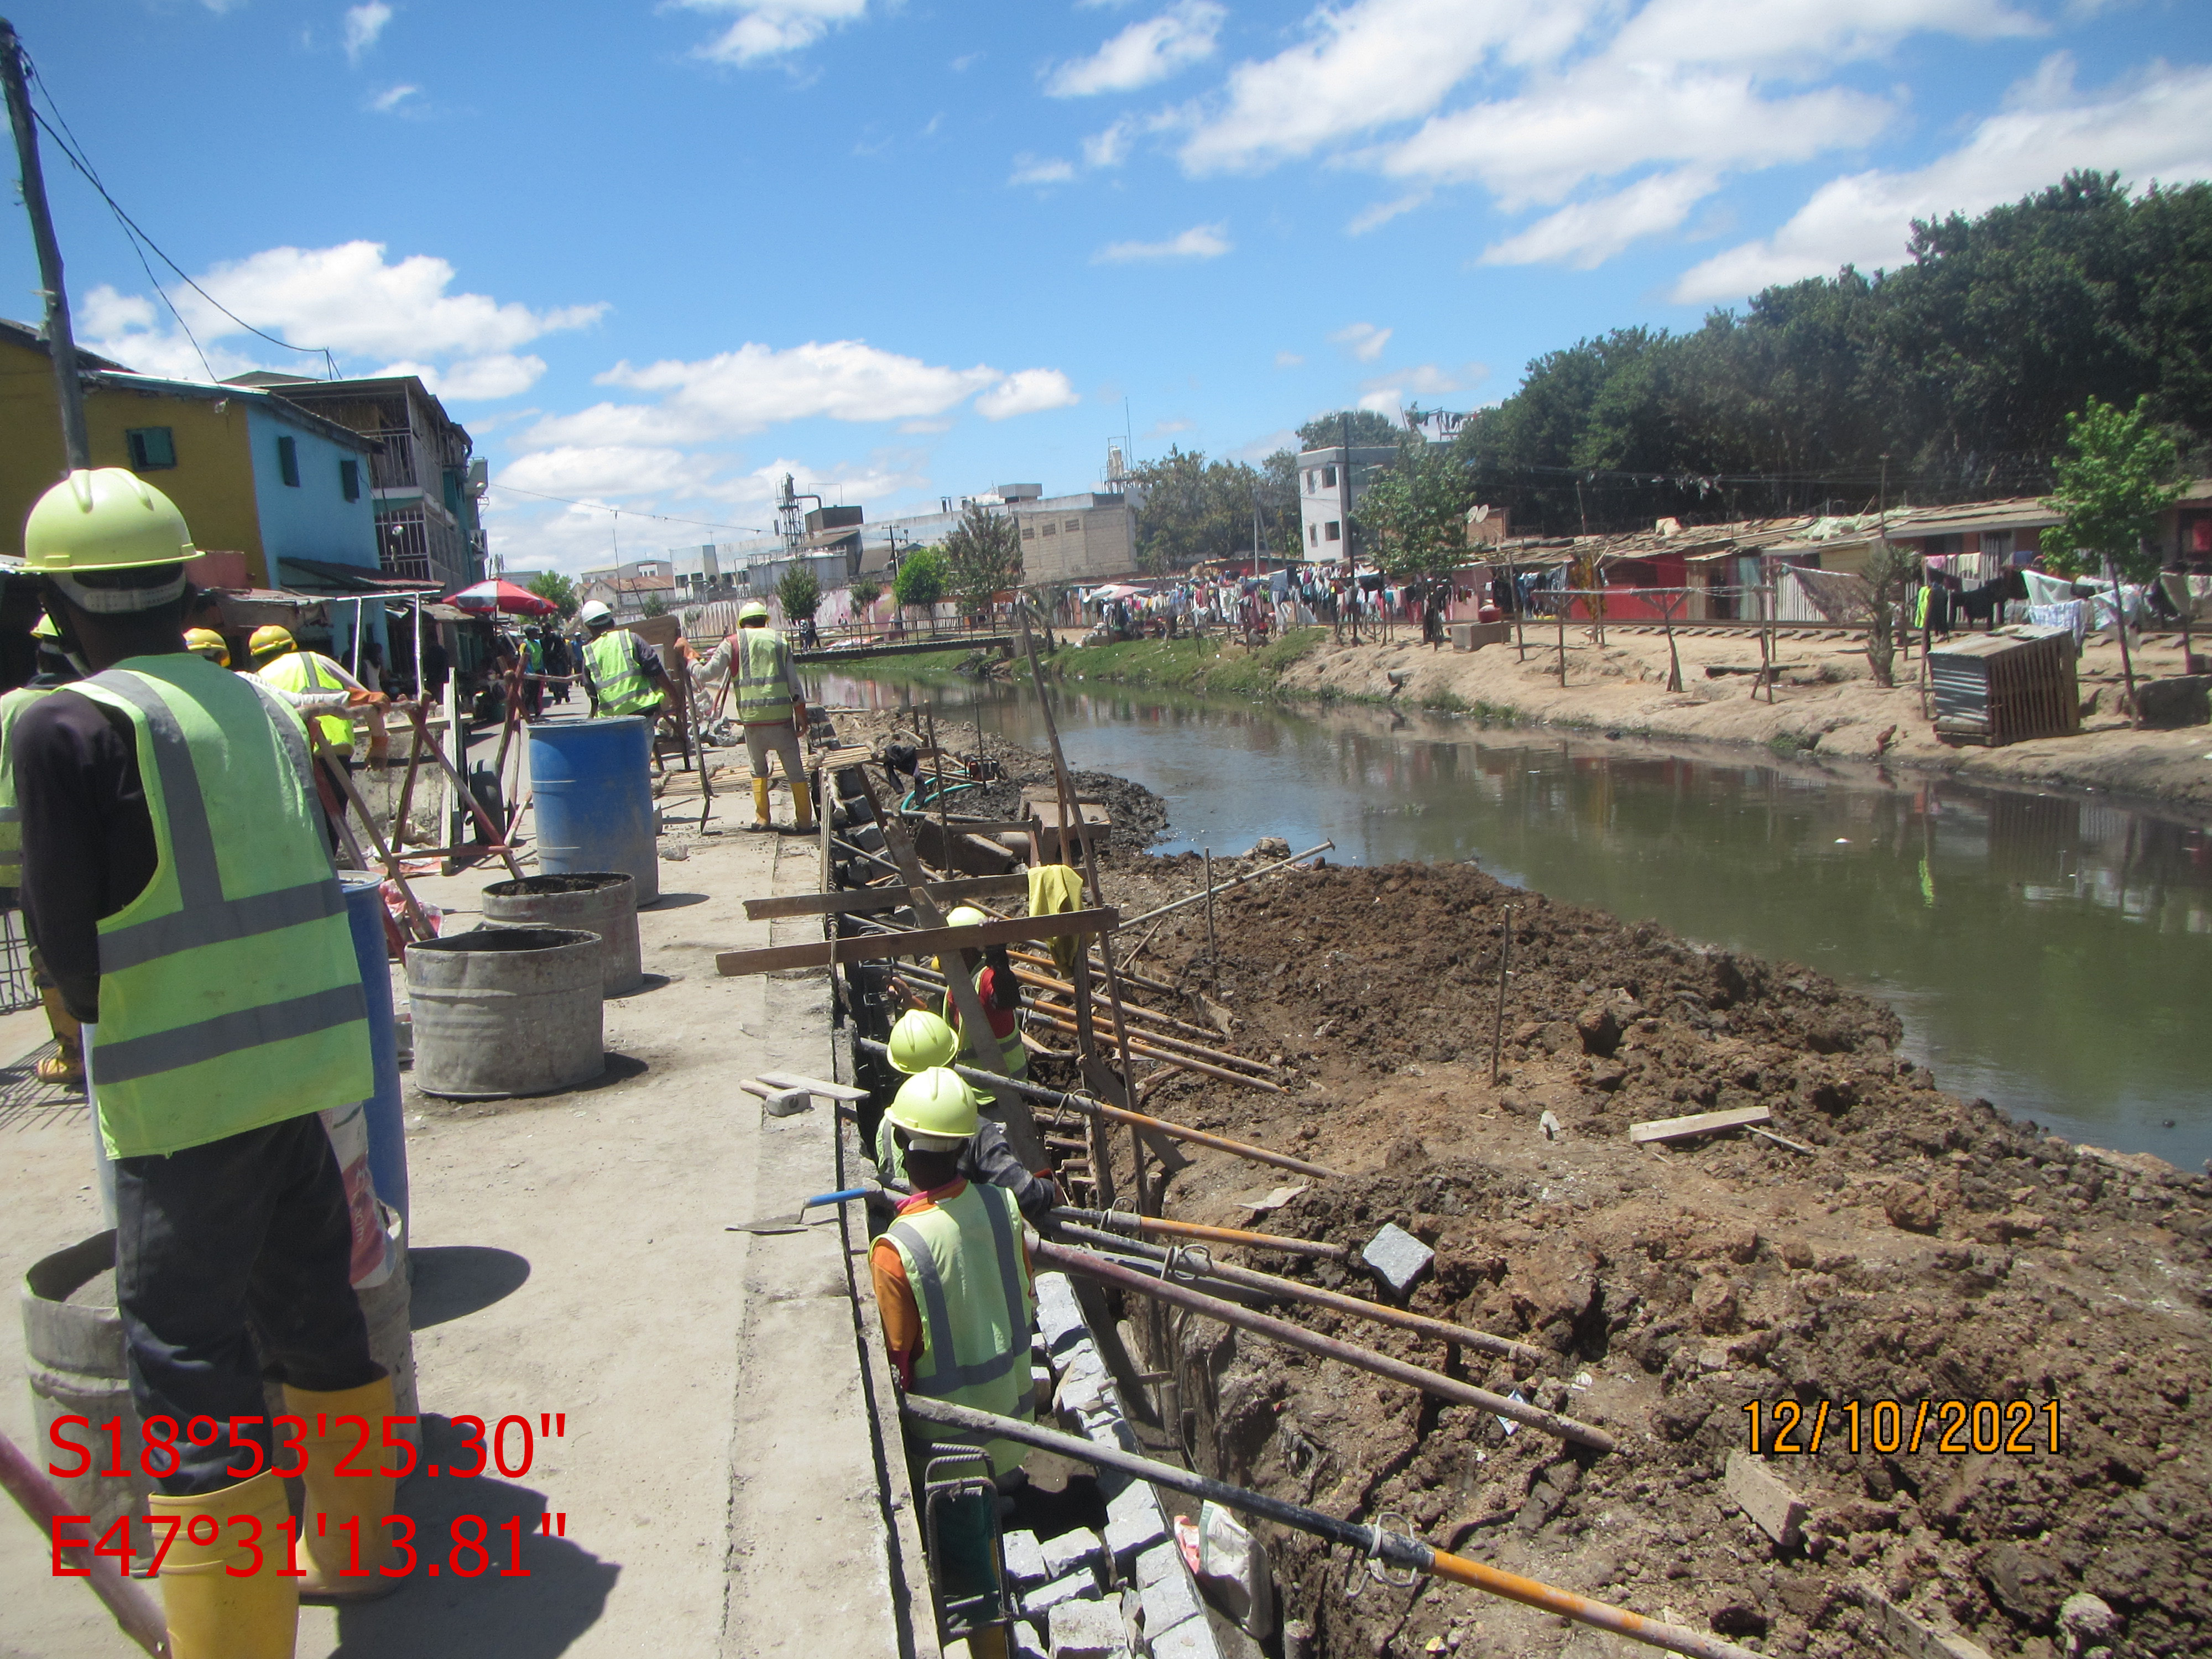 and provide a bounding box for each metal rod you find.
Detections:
[0,1426,169,1656]
[1490,905,1513,1085]
[1024,998,1279,1078]
[899,1401,1745,1659]
[1052,1207,1349,1262]
[1118,840,1335,929]
[1023,1008,1284,1092]
[1204,846,1217,987]
[313,737,434,940]
[1032,1240,1618,1453]
[1051,1219,1547,1365]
